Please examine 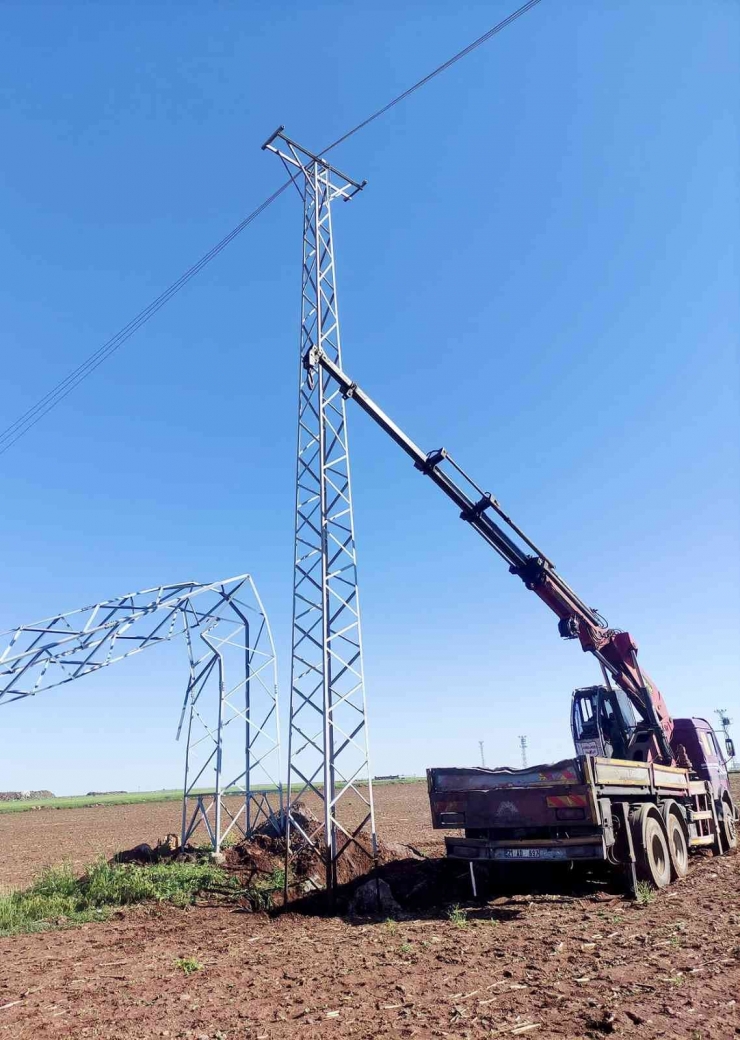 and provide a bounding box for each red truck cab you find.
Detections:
[673,717,733,804]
